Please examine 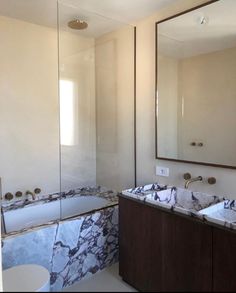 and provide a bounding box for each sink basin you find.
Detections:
[146,187,223,216]
[199,200,236,227]
[122,183,168,200]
